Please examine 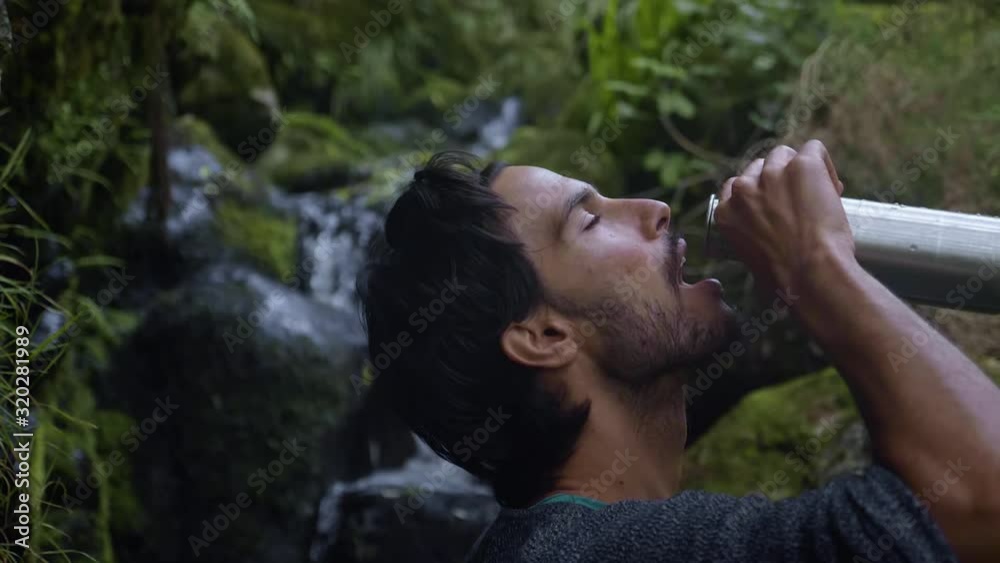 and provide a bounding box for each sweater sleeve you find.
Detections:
[579,465,958,563]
